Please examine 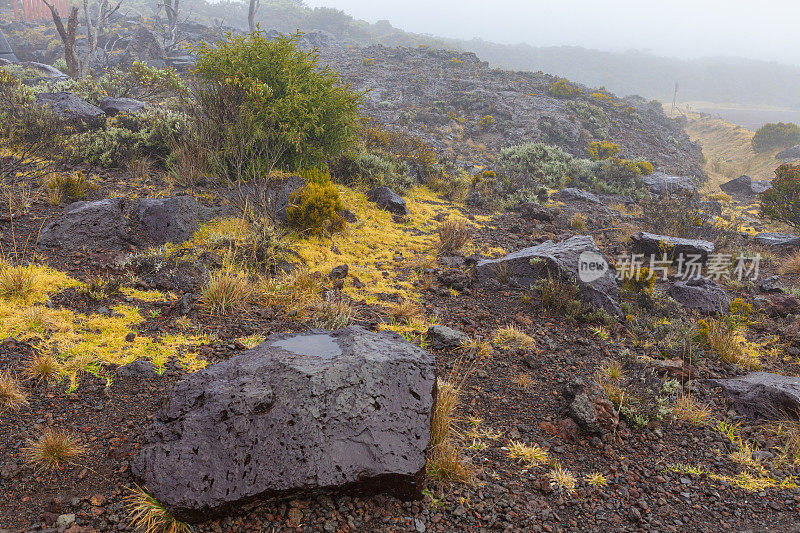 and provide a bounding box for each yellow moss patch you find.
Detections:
[0,267,210,389]
[292,186,489,303]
